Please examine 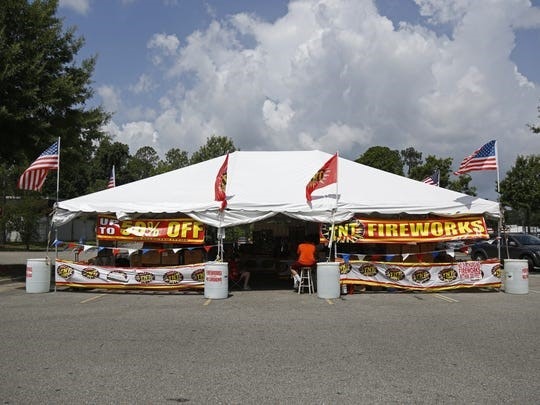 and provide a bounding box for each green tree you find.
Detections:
[447,174,477,196]
[155,148,189,174]
[409,156,448,185]
[0,164,22,244]
[400,147,423,175]
[499,155,540,231]
[0,0,109,197]
[408,155,476,195]
[356,146,404,175]
[124,146,160,182]
[4,194,49,249]
[190,136,237,165]
[87,137,130,192]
